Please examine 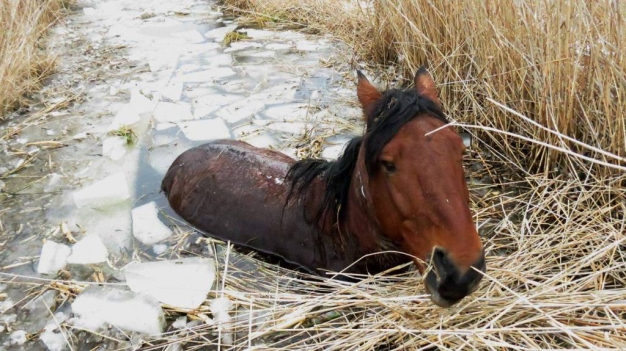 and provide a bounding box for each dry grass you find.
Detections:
[206,0,626,349]
[222,0,626,179]
[0,0,69,117]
